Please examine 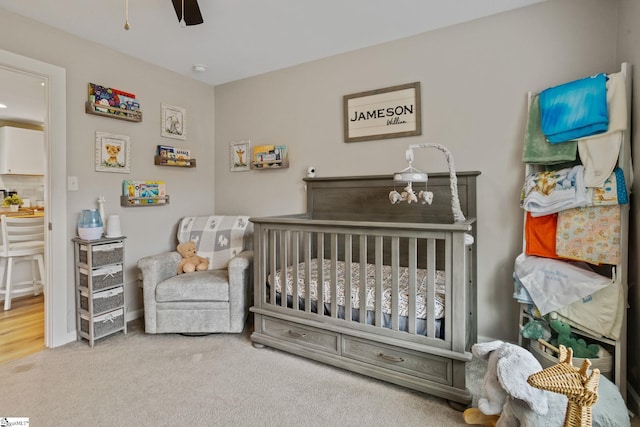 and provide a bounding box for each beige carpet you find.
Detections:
[0,319,636,426]
[0,318,484,426]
